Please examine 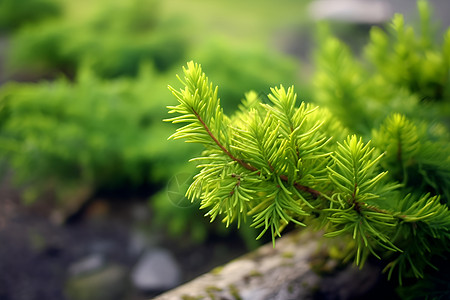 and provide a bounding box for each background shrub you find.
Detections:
[0,0,61,32]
